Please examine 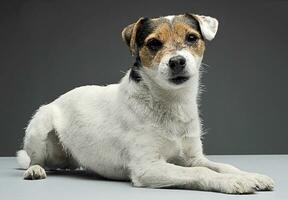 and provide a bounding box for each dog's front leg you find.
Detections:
[191,156,275,191]
[130,160,261,194]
